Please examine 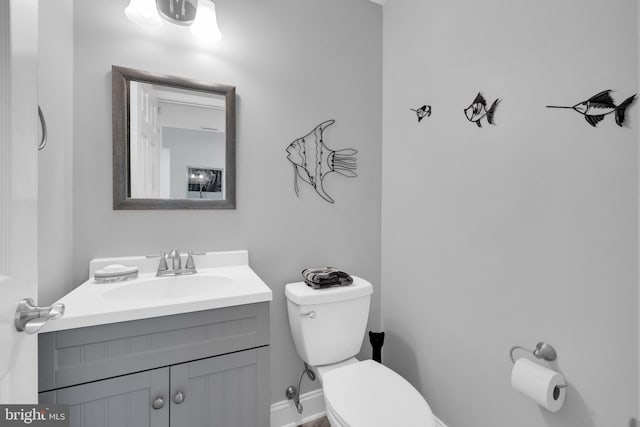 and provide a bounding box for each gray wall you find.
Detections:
[382,1,638,427]
[72,0,382,405]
